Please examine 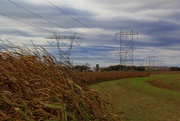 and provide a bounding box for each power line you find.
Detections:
[15,0,116,45]
[2,1,119,65]
[46,0,114,40]
[0,12,54,33]
[71,50,118,65]
[71,51,99,63]
[47,2,114,44]
[8,0,112,41]
[7,0,73,32]
[0,11,109,63]
[74,41,102,60]
[7,0,100,57]
[7,0,114,53]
